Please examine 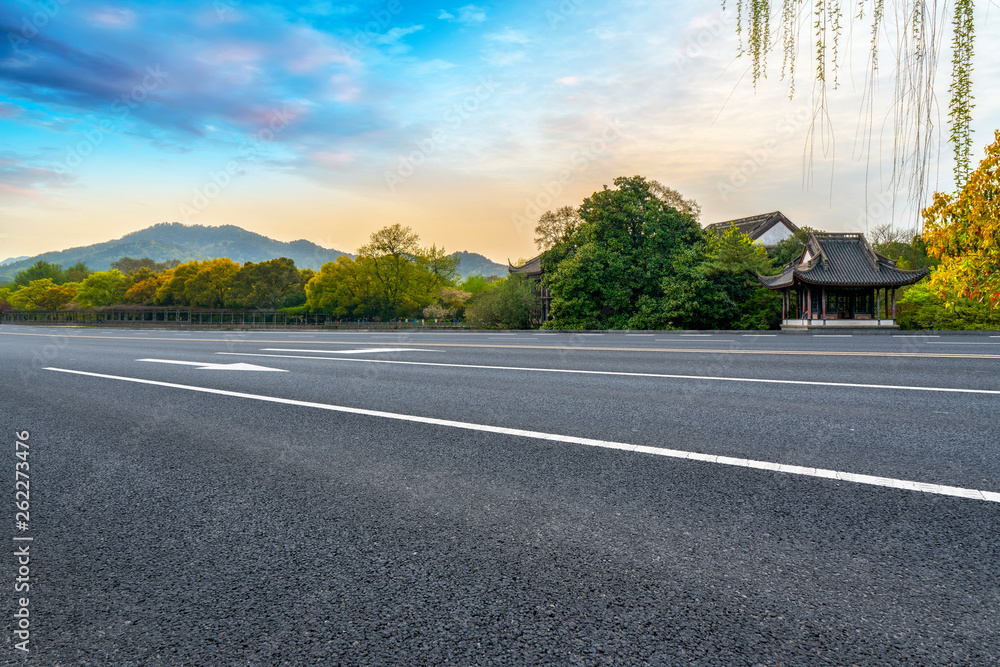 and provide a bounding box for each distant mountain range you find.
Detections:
[0,223,507,282]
